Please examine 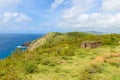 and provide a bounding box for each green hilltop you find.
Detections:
[0,32,120,80]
